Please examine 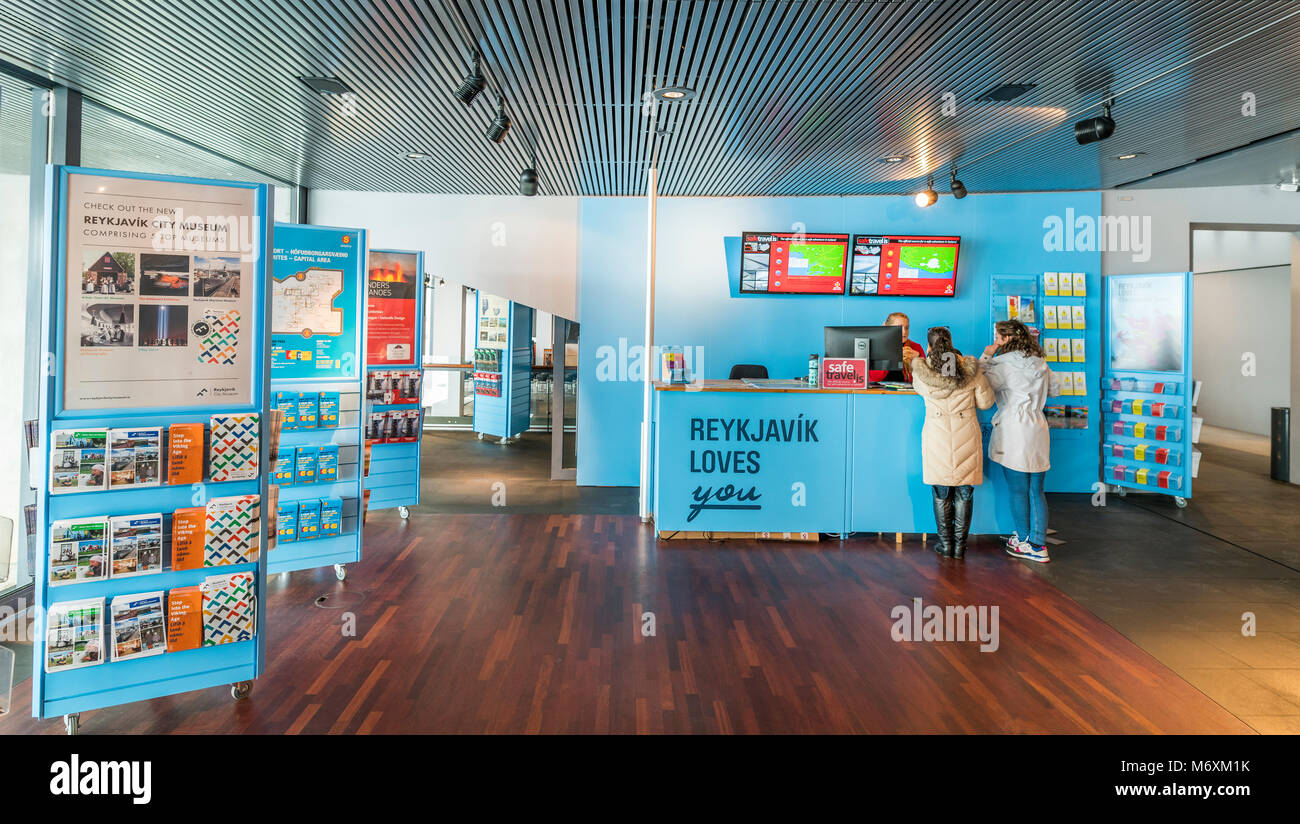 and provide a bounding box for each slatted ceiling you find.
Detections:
[3,2,1300,196]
